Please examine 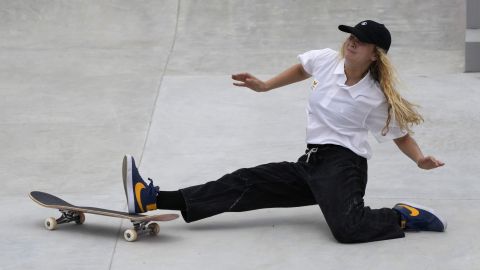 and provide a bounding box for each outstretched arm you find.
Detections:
[393,134,445,170]
[232,63,311,92]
